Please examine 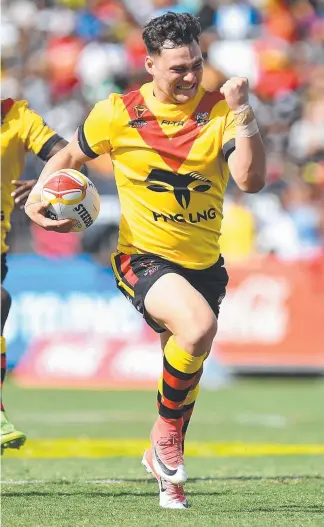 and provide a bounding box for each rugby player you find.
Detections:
[25,12,266,508]
[1,98,73,452]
